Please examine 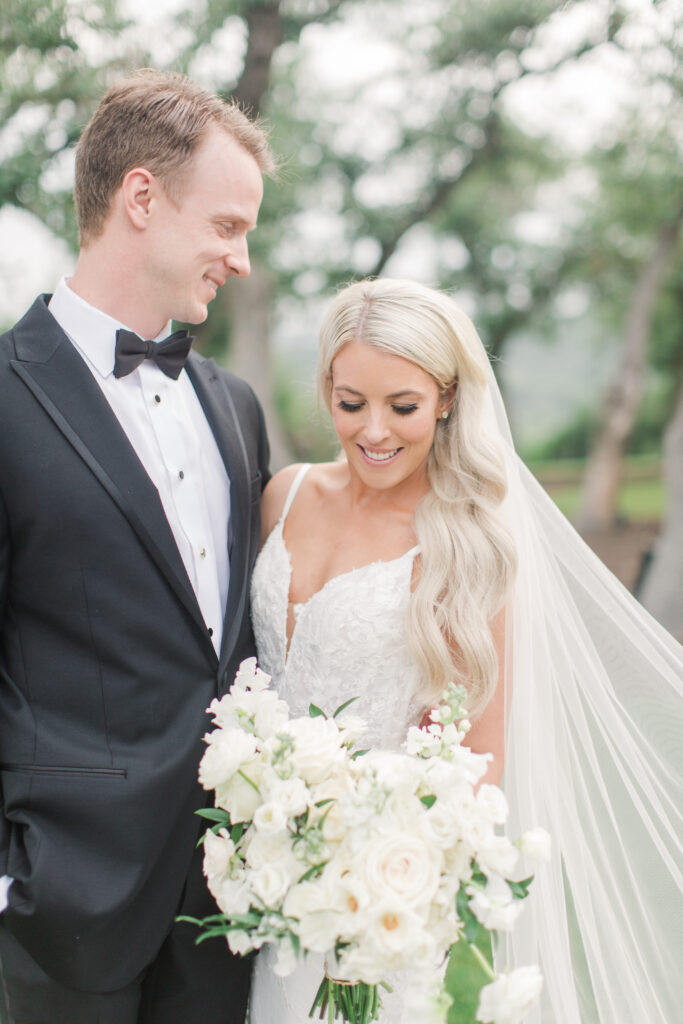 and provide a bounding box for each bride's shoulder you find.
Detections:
[260,462,343,541]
